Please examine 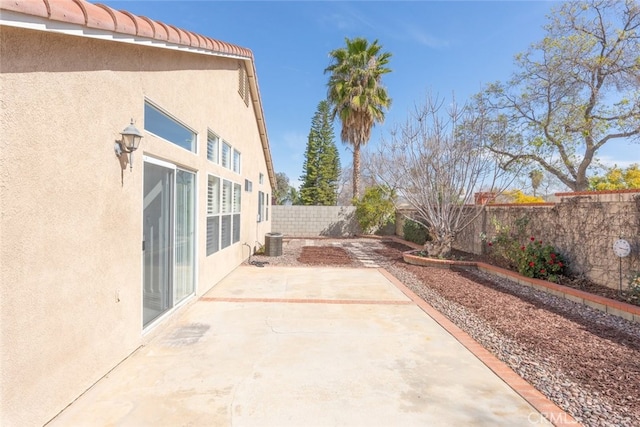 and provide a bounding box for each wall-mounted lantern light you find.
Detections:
[114,119,143,171]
